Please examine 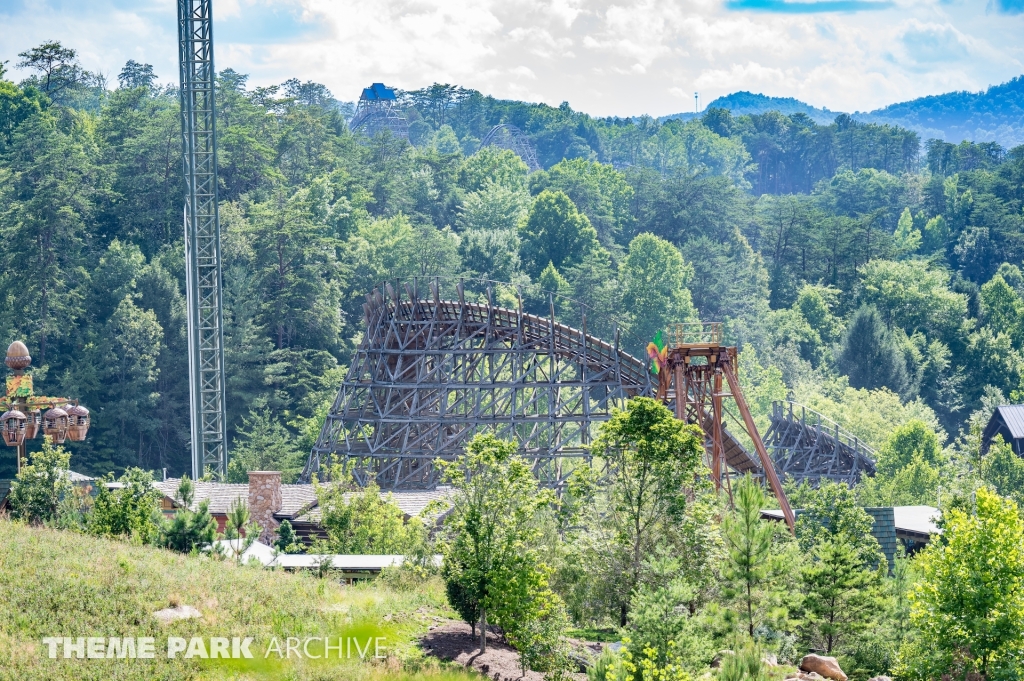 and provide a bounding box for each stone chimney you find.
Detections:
[248,471,282,544]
